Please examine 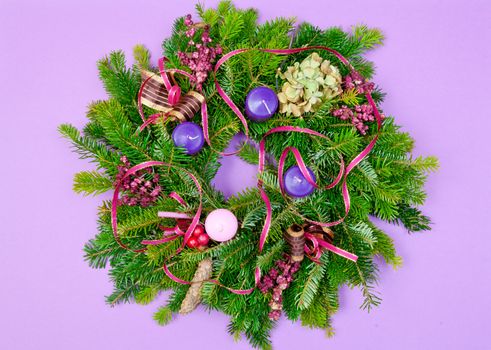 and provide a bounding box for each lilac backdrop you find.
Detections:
[1,0,490,349]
